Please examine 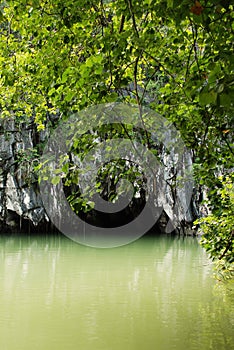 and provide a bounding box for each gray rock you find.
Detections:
[0,116,201,235]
